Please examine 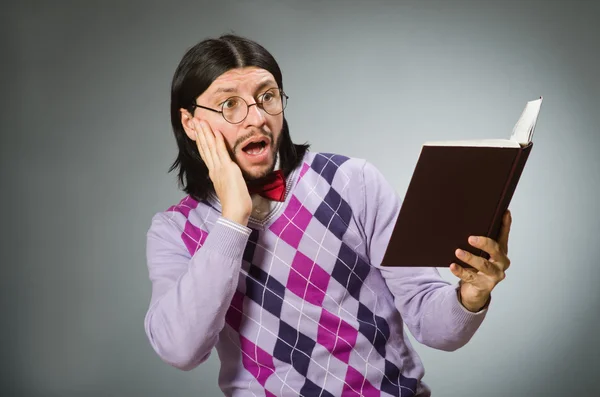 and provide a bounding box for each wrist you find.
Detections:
[222,210,249,227]
[458,288,490,313]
